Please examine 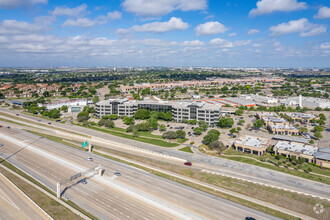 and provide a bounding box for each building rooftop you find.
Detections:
[263,117,286,124]
[269,124,298,130]
[285,112,317,119]
[275,141,317,156]
[272,134,309,144]
[235,135,270,149]
[257,112,278,118]
[315,147,330,161]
